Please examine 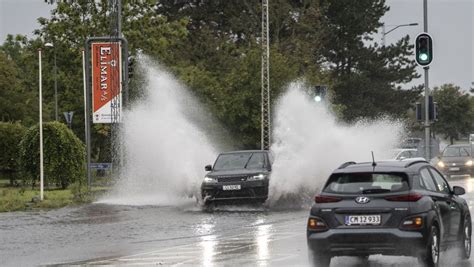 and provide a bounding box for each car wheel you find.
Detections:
[420,225,440,267]
[461,216,471,259]
[308,249,330,267]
